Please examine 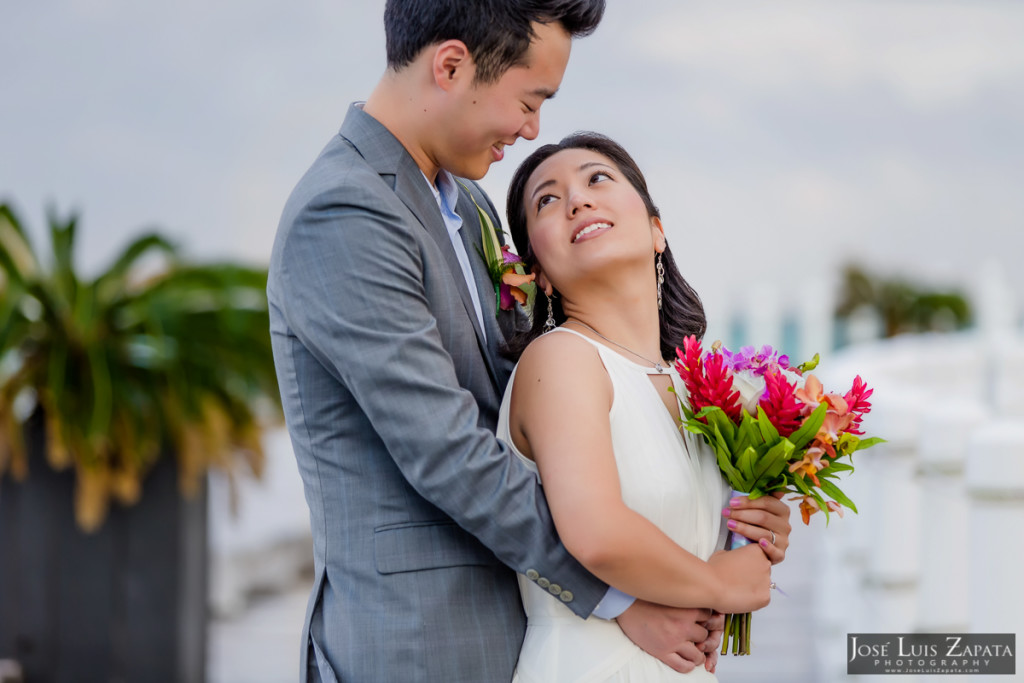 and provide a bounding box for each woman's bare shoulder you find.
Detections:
[512,330,612,403]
